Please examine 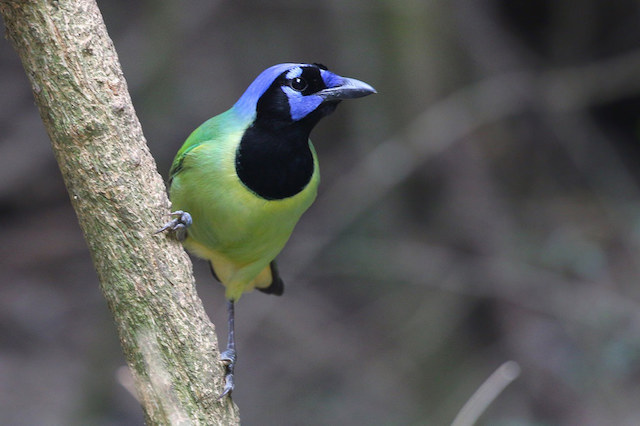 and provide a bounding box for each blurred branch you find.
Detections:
[292,48,640,276]
[326,233,640,321]
[542,49,640,112]
[451,361,521,426]
[0,1,239,424]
